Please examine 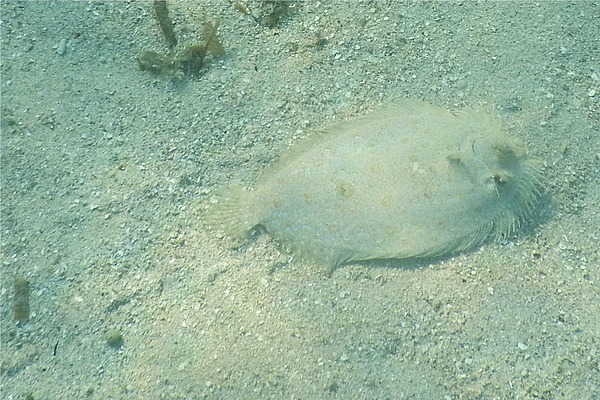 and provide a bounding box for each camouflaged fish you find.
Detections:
[206,100,544,267]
